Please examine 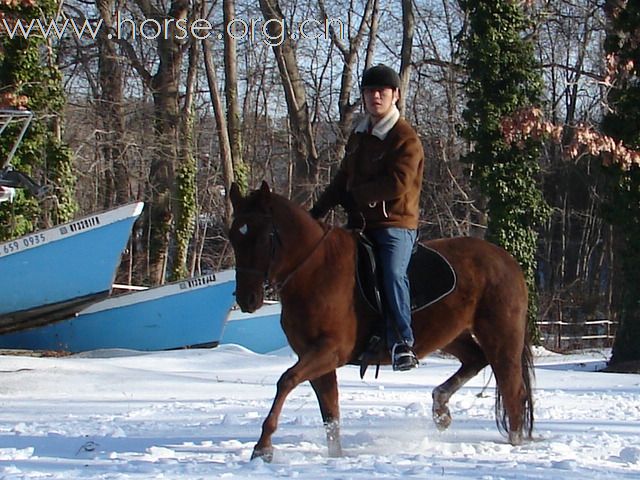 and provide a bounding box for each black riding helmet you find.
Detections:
[360,64,400,90]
